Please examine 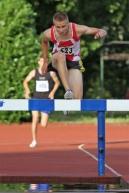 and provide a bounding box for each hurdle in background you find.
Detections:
[0,99,129,182]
